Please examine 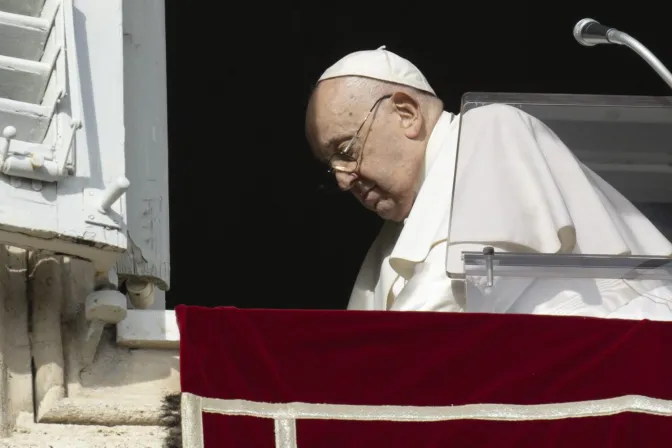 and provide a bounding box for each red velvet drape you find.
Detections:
[176,305,672,447]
